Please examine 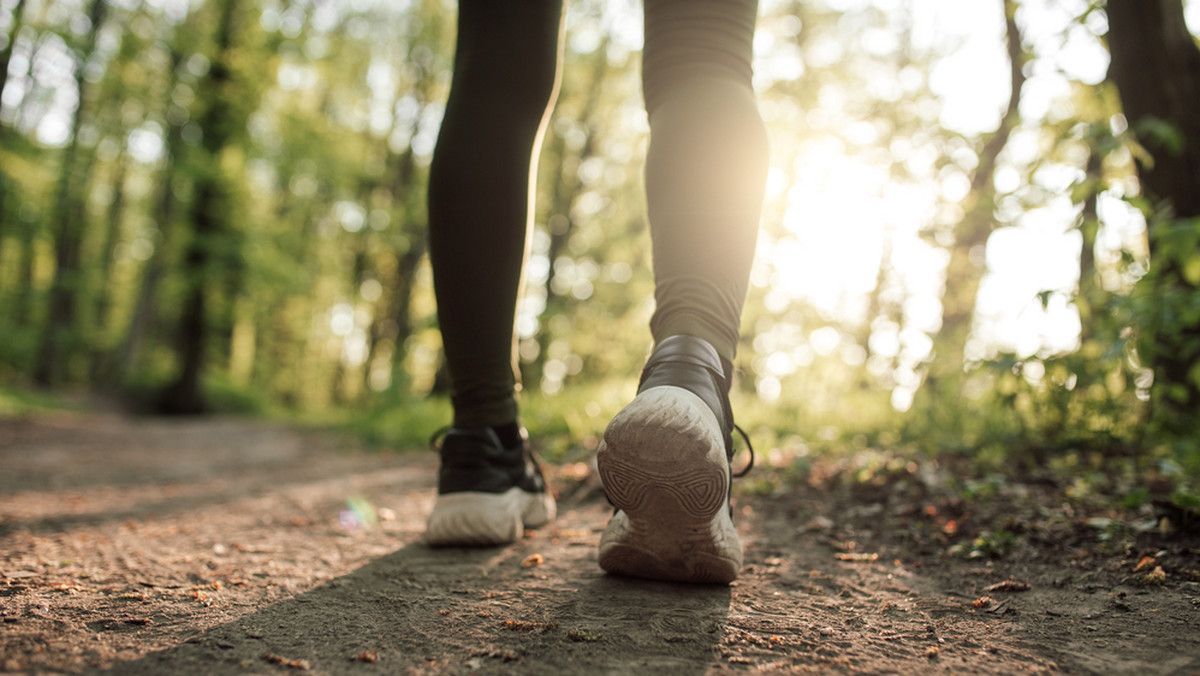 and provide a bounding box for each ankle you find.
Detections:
[489,421,524,449]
